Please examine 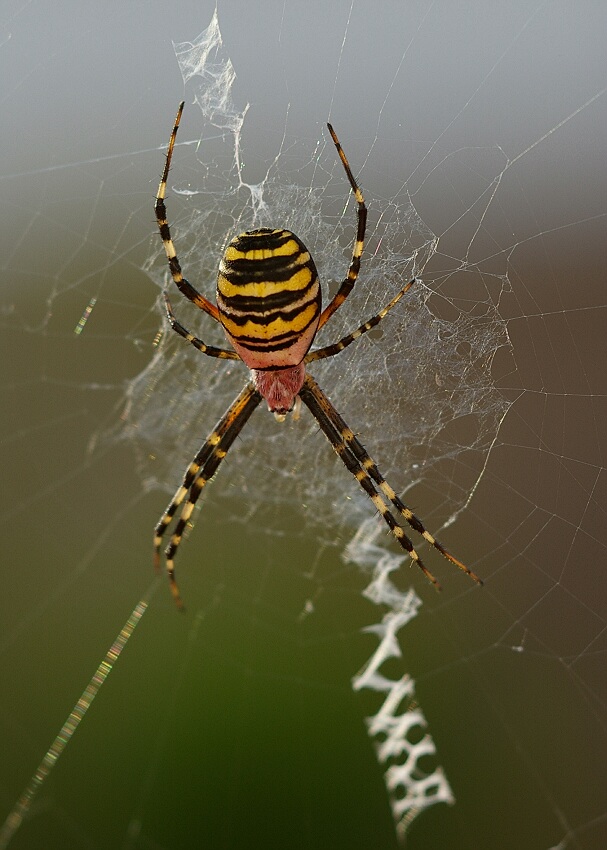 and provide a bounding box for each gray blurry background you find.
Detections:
[1,2,606,849]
